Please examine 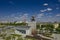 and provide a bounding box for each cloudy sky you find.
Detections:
[0,0,60,22]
